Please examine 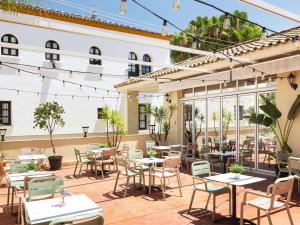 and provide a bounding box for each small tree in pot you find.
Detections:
[33,102,65,170]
